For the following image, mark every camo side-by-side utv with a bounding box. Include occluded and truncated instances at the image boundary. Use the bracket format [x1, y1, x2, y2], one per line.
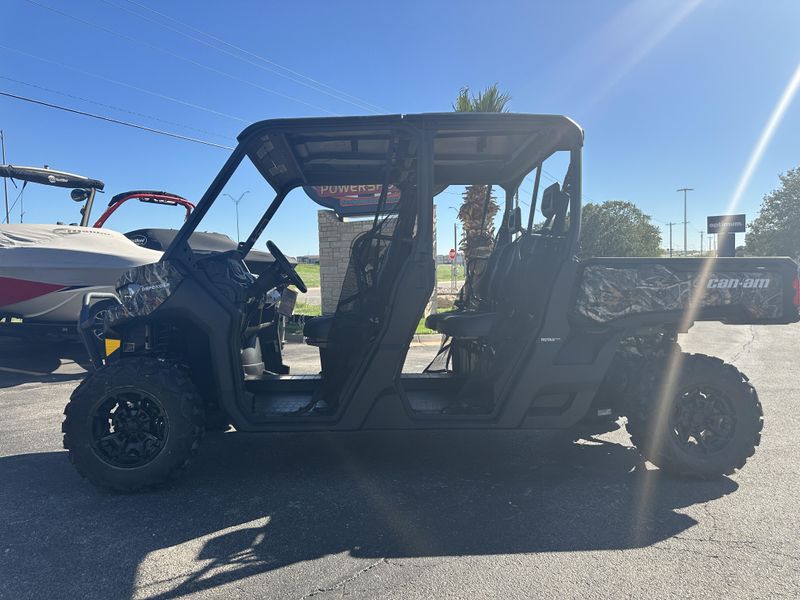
[65, 113, 800, 491]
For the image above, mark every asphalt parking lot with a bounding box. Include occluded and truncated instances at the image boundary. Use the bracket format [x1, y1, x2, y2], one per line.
[1, 323, 798, 599]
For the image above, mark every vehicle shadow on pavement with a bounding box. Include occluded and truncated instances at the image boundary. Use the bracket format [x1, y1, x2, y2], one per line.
[0, 340, 90, 388]
[0, 431, 738, 600]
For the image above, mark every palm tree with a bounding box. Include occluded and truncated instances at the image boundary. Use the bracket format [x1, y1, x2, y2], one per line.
[450, 84, 511, 310]
[453, 84, 511, 263]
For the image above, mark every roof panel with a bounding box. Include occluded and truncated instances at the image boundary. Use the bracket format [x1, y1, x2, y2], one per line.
[237, 113, 582, 191]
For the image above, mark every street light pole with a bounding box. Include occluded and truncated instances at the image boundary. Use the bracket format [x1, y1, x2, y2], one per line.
[222, 190, 250, 242]
[677, 187, 693, 256]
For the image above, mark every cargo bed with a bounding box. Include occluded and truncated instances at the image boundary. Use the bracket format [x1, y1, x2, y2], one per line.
[574, 257, 800, 327]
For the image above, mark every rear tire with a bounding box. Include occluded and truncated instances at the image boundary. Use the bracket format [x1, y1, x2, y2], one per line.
[625, 353, 762, 478]
[63, 357, 204, 492]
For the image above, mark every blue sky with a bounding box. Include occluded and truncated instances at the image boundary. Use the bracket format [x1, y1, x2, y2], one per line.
[1, 0, 799, 256]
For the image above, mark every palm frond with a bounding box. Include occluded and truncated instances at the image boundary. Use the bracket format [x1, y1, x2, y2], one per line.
[452, 83, 511, 113]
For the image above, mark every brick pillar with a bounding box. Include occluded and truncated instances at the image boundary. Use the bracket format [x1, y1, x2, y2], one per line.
[317, 209, 437, 316]
[318, 211, 376, 314]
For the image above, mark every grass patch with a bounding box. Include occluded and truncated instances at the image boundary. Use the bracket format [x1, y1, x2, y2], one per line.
[436, 263, 464, 281]
[293, 301, 322, 317]
[415, 316, 435, 335]
[294, 263, 461, 287]
[294, 264, 320, 288]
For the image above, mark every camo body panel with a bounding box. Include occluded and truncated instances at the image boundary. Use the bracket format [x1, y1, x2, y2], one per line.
[575, 264, 784, 323]
[107, 260, 183, 326]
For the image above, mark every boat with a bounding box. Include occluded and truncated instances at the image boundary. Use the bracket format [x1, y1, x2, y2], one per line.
[0, 166, 162, 336]
[0, 165, 282, 340]
[104, 190, 280, 275]
[0, 223, 162, 324]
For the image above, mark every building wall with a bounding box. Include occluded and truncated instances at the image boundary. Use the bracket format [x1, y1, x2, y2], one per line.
[317, 208, 437, 315]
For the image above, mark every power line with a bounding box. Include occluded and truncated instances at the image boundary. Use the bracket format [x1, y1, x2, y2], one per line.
[0, 90, 234, 150]
[25, 0, 338, 115]
[0, 44, 251, 124]
[105, 0, 387, 114]
[0, 75, 232, 140]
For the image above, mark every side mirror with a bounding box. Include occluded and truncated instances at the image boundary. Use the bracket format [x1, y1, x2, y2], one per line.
[71, 188, 89, 202]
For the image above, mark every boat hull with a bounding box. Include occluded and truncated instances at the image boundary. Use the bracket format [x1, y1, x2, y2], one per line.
[0, 224, 162, 324]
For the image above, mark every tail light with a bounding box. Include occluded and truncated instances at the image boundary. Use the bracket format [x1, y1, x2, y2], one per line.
[794, 276, 800, 307]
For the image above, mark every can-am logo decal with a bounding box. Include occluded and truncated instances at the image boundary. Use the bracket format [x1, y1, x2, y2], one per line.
[139, 282, 169, 292]
[707, 278, 770, 289]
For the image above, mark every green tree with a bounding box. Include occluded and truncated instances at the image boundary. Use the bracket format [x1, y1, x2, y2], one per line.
[746, 167, 800, 258]
[453, 84, 511, 261]
[578, 200, 662, 258]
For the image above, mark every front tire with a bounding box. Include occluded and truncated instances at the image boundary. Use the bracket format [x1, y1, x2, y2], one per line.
[626, 353, 762, 478]
[63, 357, 204, 492]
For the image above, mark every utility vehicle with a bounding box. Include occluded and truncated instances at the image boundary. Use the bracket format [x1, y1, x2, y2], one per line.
[64, 113, 800, 491]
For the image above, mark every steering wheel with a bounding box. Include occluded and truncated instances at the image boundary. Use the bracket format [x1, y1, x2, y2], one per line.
[266, 240, 307, 293]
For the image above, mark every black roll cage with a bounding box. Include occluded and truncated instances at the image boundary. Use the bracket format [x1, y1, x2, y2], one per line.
[163, 114, 583, 270]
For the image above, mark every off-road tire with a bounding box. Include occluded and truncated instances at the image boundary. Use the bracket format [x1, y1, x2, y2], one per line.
[625, 353, 762, 478]
[63, 357, 204, 492]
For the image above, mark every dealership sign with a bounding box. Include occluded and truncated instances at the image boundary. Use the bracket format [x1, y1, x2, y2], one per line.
[707, 214, 746, 234]
[304, 184, 401, 217]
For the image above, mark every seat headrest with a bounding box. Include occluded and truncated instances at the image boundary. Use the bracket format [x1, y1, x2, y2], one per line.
[540, 182, 569, 221]
[540, 182, 560, 219]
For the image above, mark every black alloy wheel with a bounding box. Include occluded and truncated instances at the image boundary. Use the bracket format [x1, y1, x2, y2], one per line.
[92, 390, 169, 468]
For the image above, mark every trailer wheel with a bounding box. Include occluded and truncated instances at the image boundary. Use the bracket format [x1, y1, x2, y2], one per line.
[86, 298, 116, 356]
[625, 353, 762, 478]
[63, 357, 204, 492]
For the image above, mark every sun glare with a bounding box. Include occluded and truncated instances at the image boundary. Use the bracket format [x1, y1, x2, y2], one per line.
[631, 59, 800, 545]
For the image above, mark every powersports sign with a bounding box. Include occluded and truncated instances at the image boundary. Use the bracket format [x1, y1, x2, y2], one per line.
[304, 185, 401, 217]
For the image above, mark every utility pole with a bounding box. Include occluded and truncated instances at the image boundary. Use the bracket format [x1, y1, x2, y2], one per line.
[700, 231, 704, 256]
[667, 222, 677, 258]
[222, 190, 250, 242]
[677, 187, 693, 256]
[0, 130, 8, 224]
